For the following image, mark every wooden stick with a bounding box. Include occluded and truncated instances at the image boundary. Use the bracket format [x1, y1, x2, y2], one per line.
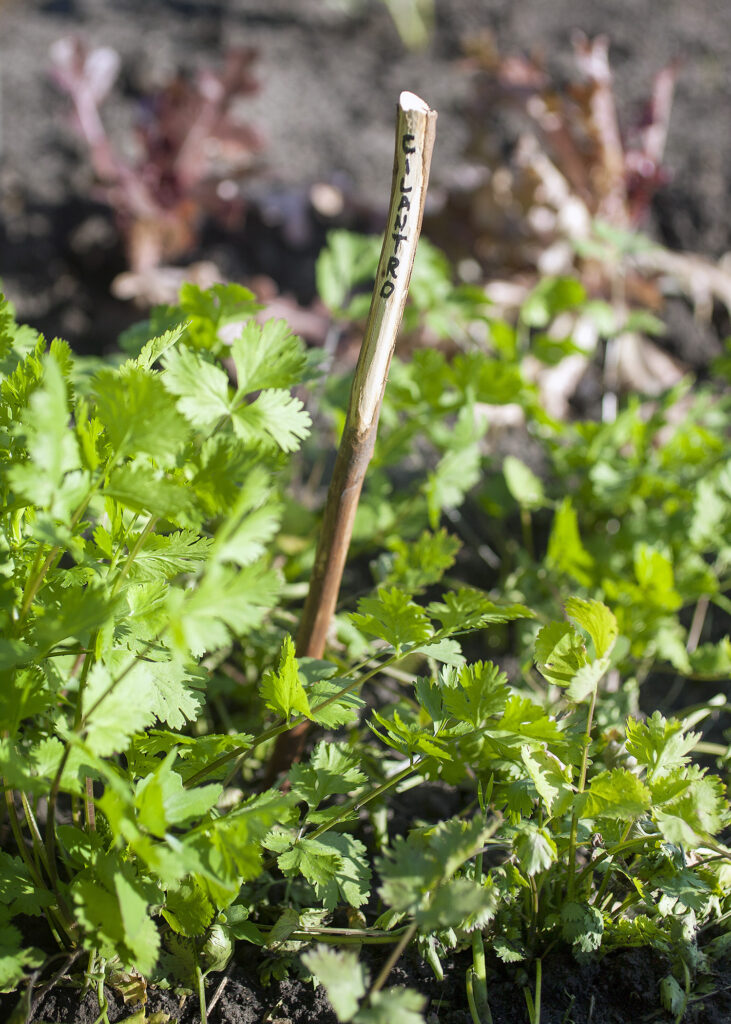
[298, 91, 437, 658]
[266, 92, 437, 778]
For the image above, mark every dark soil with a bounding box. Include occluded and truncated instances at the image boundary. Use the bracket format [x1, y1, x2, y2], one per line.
[1, 0, 730, 356]
[4, 943, 731, 1024]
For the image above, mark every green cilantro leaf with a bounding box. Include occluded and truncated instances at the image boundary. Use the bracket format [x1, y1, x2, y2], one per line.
[82, 662, 157, 756]
[652, 766, 728, 846]
[625, 712, 698, 780]
[546, 497, 594, 586]
[534, 621, 588, 688]
[135, 756, 220, 837]
[633, 543, 682, 612]
[126, 530, 212, 583]
[178, 282, 259, 350]
[428, 589, 534, 634]
[231, 388, 311, 453]
[277, 836, 341, 893]
[356, 988, 426, 1024]
[189, 791, 291, 903]
[93, 364, 189, 461]
[278, 832, 371, 910]
[565, 598, 618, 659]
[441, 661, 510, 727]
[302, 945, 366, 1022]
[0, 852, 53, 917]
[350, 587, 432, 652]
[162, 877, 215, 938]
[520, 745, 573, 817]
[0, 911, 44, 992]
[231, 319, 308, 392]
[384, 528, 461, 592]
[583, 768, 652, 821]
[167, 561, 280, 657]
[260, 634, 312, 723]
[503, 455, 546, 510]
[162, 345, 231, 427]
[415, 876, 498, 931]
[513, 823, 557, 876]
[8, 353, 85, 516]
[289, 742, 367, 808]
[104, 464, 199, 526]
[72, 859, 160, 974]
[561, 901, 604, 953]
[424, 440, 481, 529]
[209, 465, 281, 567]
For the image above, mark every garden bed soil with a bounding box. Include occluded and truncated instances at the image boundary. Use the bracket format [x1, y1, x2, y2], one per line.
[6, 944, 731, 1024]
[1, 0, 730, 360]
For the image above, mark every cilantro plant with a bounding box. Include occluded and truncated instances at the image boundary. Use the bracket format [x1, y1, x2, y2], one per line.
[0, 284, 319, 1004]
[0, 286, 535, 1020]
[1, 269, 729, 1024]
[316, 230, 731, 707]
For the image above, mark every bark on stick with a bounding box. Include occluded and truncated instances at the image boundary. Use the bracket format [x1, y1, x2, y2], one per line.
[298, 91, 437, 658]
[267, 92, 437, 778]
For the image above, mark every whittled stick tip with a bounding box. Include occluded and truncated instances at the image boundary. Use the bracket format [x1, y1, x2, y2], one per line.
[398, 90, 431, 113]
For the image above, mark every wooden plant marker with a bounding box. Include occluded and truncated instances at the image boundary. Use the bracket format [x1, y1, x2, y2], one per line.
[267, 91, 437, 778]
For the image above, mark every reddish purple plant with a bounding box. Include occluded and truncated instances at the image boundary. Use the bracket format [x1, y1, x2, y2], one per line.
[467, 31, 678, 230]
[49, 37, 264, 272]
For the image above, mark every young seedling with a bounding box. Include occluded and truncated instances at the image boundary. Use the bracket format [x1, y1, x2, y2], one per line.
[266, 91, 437, 778]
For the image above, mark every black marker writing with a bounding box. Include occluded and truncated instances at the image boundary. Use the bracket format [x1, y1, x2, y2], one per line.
[380, 131, 418, 299]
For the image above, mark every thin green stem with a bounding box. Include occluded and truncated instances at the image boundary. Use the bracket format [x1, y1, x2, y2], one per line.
[468, 814, 492, 1024]
[523, 960, 542, 1024]
[592, 821, 634, 907]
[16, 481, 101, 631]
[694, 741, 729, 757]
[196, 962, 208, 1024]
[4, 786, 74, 948]
[106, 511, 143, 576]
[20, 792, 53, 883]
[44, 746, 72, 890]
[567, 686, 598, 902]
[520, 508, 534, 560]
[84, 776, 96, 832]
[307, 760, 424, 843]
[367, 921, 418, 1000]
[469, 931, 492, 1024]
[184, 651, 405, 789]
[529, 876, 539, 939]
[466, 969, 486, 1024]
[110, 516, 159, 597]
[4, 786, 44, 889]
[260, 925, 409, 945]
[72, 647, 96, 831]
[93, 960, 110, 1024]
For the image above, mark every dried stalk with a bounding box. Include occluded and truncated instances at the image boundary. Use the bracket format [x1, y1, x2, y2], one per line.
[266, 92, 437, 779]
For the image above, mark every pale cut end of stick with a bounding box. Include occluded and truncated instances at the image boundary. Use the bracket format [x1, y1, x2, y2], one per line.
[353, 89, 436, 434]
[399, 90, 432, 113]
